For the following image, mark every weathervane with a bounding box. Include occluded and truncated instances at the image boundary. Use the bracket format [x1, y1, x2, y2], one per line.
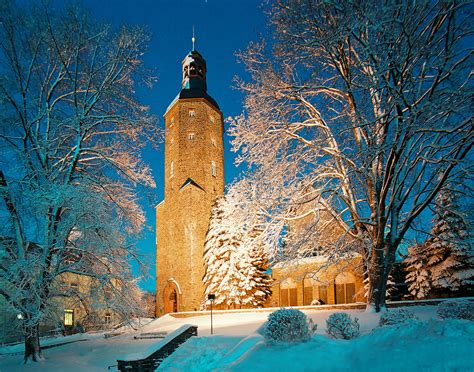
[192, 26, 196, 51]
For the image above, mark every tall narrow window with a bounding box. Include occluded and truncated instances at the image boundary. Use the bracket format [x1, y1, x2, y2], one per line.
[211, 138, 216, 146]
[211, 161, 216, 177]
[170, 161, 174, 178]
[64, 309, 74, 326]
[188, 133, 195, 141]
[170, 117, 175, 126]
[188, 109, 195, 118]
[209, 115, 215, 124]
[170, 137, 175, 146]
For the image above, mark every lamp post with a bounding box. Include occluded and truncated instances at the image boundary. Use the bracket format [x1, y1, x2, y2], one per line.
[208, 294, 215, 335]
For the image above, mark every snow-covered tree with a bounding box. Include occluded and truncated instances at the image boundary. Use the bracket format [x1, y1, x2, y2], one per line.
[230, 0, 473, 311]
[405, 243, 432, 299]
[427, 189, 473, 293]
[202, 183, 272, 309]
[406, 188, 473, 298]
[0, 1, 158, 362]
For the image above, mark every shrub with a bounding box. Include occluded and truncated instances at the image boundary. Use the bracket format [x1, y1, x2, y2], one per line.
[379, 308, 417, 327]
[264, 308, 317, 344]
[326, 312, 360, 339]
[437, 300, 474, 321]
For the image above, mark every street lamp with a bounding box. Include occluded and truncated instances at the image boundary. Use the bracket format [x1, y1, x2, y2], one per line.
[208, 294, 215, 335]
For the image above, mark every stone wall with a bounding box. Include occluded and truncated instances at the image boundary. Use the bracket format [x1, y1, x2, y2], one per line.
[155, 98, 224, 315]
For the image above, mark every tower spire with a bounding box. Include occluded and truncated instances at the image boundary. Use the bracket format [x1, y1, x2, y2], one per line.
[192, 26, 196, 51]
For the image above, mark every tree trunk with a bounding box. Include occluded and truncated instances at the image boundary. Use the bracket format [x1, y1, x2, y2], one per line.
[24, 323, 41, 363]
[367, 243, 388, 312]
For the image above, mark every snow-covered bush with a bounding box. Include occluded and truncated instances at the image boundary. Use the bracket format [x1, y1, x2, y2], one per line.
[437, 300, 474, 321]
[326, 313, 360, 339]
[264, 308, 316, 344]
[379, 308, 417, 327]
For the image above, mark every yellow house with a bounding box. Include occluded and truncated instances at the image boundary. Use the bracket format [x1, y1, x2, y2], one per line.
[269, 256, 365, 307]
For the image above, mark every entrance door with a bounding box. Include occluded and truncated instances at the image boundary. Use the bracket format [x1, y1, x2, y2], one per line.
[163, 281, 180, 313]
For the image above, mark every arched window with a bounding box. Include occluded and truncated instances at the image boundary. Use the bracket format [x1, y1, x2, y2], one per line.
[280, 278, 297, 307]
[211, 161, 216, 177]
[189, 63, 196, 76]
[335, 272, 356, 304]
[170, 161, 174, 178]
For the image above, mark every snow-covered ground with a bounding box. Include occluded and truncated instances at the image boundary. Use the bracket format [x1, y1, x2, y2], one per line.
[0, 306, 472, 371]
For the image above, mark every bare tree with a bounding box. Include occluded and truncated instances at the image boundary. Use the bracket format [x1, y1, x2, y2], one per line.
[0, 1, 159, 361]
[230, 0, 473, 311]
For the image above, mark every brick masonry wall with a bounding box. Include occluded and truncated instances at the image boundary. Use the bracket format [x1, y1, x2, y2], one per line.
[156, 98, 224, 315]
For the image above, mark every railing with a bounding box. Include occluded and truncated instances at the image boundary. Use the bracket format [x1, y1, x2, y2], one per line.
[114, 324, 198, 372]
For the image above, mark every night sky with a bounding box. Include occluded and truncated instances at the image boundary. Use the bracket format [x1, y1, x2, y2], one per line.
[78, 0, 267, 292]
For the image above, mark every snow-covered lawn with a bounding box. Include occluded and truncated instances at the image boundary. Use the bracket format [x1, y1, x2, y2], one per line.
[0, 306, 472, 371]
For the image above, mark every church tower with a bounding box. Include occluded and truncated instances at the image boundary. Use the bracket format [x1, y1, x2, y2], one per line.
[155, 41, 224, 315]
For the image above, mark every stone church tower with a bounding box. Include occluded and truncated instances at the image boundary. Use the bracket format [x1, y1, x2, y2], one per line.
[155, 44, 224, 315]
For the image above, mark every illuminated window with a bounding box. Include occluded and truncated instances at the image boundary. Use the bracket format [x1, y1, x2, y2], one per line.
[170, 117, 175, 126]
[335, 273, 356, 304]
[211, 138, 216, 146]
[210, 115, 215, 124]
[188, 133, 195, 141]
[170, 161, 174, 178]
[211, 161, 216, 177]
[188, 109, 196, 118]
[170, 137, 174, 146]
[64, 309, 74, 326]
[280, 278, 297, 307]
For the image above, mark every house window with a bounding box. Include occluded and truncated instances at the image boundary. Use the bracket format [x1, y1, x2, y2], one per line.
[211, 138, 216, 146]
[105, 313, 111, 325]
[64, 309, 74, 326]
[211, 161, 216, 177]
[188, 109, 195, 118]
[303, 278, 313, 306]
[335, 272, 356, 304]
[280, 278, 297, 307]
[70, 282, 78, 291]
[170, 161, 174, 178]
[209, 115, 215, 124]
[188, 133, 195, 141]
[317, 285, 328, 304]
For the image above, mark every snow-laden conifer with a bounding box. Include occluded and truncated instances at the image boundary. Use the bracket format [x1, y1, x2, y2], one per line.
[202, 182, 272, 309]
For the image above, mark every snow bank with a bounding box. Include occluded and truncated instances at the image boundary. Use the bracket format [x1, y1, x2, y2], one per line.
[216, 334, 265, 368]
[233, 318, 474, 371]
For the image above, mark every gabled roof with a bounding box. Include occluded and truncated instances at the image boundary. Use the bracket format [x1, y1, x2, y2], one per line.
[180, 178, 205, 192]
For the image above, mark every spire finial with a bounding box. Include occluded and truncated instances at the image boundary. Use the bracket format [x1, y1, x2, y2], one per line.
[192, 26, 196, 51]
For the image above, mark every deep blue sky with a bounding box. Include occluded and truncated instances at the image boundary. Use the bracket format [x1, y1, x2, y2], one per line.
[80, 0, 268, 292]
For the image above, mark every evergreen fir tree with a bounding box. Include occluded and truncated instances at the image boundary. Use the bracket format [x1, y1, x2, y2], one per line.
[202, 197, 272, 308]
[405, 243, 432, 299]
[426, 189, 473, 294]
[405, 188, 473, 298]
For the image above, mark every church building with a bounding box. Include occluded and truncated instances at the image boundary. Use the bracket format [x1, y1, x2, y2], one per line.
[155, 41, 224, 315]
